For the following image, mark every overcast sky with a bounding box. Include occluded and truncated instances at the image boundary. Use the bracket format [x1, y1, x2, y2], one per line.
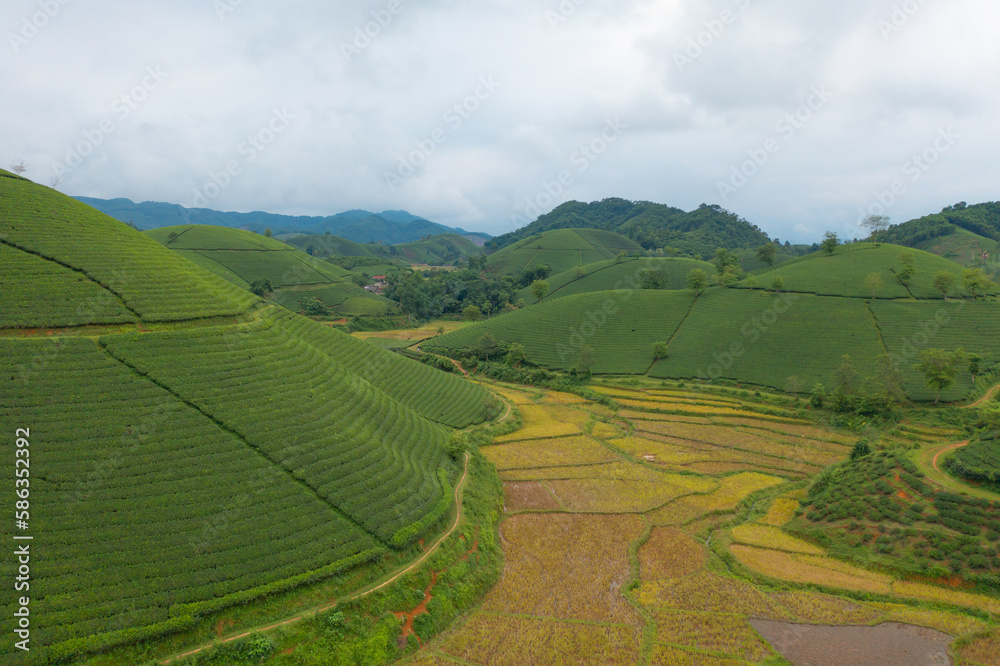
[3, 0, 998, 242]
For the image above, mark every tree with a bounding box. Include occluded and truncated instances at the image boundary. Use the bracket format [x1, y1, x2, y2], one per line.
[351, 273, 371, 288]
[436, 326, 445, 336]
[639, 267, 671, 289]
[505, 342, 526, 366]
[264, 227, 273, 238]
[250, 278, 272, 297]
[785, 375, 802, 399]
[850, 439, 871, 460]
[529, 280, 550, 301]
[686, 269, 709, 295]
[301, 298, 329, 317]
[914, 348, 964, 404]
[820, 231, 840, 256]
[476, 333, 499, 360]
[967, 351, 983, 384]
[874, 353, 906, 405]
[9, 160, 27, 175]
[896, 252, 916, 286]
[166, 231, 179, 244]
[462, 305, 482, 322]
[833, 355, 860, 401]
[860, 214, 890, 245]
[719, 265, 744, 287]
[963, 267, 993, 301]
[714, 248, 741, 275]
[865, 272, 883, 299]
[770, 276, 785, 293]
[574, 265, 585, 279]
[933, 271, 957, 299]
[756, 243, 778, 267]
[652, 341, 670, 360]
[615, 252, 628, 263]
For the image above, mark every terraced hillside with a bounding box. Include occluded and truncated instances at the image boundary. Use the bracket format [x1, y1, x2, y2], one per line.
[737, 243, 991, 300]
[516, 256, 716, 305]
[428, 285, 1000, 402]
[146, 225, 396, 318]
[0, 171, 493, 663]
[484, 228, 642, 277]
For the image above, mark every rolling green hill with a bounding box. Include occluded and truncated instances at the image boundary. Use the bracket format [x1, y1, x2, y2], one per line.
[489, 198, 773, 259]
[516, 256, 716, 304]
[428, 285, 999, 402]
[737, 243, 990, 300]
[484, 227, 642, 277]
[288, 232, 483, 266]
[146, 225, 396, 318]
[1, 170, 494, 662]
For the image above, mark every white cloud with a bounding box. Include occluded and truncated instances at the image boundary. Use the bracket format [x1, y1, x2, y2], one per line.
[2, 0, 999, 242]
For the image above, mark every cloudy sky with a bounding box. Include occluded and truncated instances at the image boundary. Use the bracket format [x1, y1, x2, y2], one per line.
[3, 0, 999, 242]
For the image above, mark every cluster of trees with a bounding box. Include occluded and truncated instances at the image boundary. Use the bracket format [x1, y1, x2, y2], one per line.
[381, 269, 523, 320]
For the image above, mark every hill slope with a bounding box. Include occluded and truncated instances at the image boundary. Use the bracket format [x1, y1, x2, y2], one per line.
[485, 227, 642, 277]
[737, 244, 986, 300]
[288, 232, 483, 265]
[879, 202, 1000, 273]
[428, 286, 999, 402]
[2, 170, 493, 662]
[516, 256, 717, 304]
[489, 198, 772, 259]
[146, 225, 396, 318]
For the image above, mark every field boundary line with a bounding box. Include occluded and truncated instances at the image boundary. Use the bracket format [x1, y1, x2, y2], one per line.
[161, 452, 471, 664]
[864, 300, 891, 357]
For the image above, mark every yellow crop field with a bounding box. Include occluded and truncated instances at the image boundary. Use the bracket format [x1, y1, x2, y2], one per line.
[957, 631, 1000, 665]
[640, 527, 705, 579]
[618, 399, 760, 418]
[611, 436, 721, 465]
[730, 525, 824, 555]
[485, 435, 617, 470]
[542, 389, 588, 404]
[684, 473, 784, 512]
[496, 403, 589, 441]
[590, 421, 621, 439]
[637, 572, 788, 619]
[500, 460, 662, 483]
[872, 603, 992, 637]
[649, 644, 746, 666]
[486, 385, 537, 405]
[769, 591, 881, 625]
[729, 545, 893, 595]
[685, 462, 763, 476]
[651, 610, 774, 662]
[481, 514, 644, 624]
[620, 410, 713, 424]
[892, 581, 1000, 615]
[647, 499, 711, 527]
[760, 498, 800, 526]
[433, 613, 642, 666]
[547, 477, 695, 513]
[503, 481, 562, 512]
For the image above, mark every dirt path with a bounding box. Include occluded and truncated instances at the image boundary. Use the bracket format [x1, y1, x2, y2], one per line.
[963, 382, 1000, 409]
[932, 441, 968, 476]
[161, 452, 471, 664]
[917, 440, 1000, 502]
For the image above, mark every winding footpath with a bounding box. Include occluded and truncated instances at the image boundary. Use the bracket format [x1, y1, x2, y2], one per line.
[161, 451, 472, 664]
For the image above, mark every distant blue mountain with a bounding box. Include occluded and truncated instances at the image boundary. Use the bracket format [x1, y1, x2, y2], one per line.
[74, 197, 491, 245]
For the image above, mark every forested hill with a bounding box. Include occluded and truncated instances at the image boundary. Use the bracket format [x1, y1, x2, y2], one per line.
[486, 198, 773, 259]
[879, 201, 1000, 246]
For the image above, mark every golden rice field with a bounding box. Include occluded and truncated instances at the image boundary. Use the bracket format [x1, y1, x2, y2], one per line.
[411, 381, 998, 664]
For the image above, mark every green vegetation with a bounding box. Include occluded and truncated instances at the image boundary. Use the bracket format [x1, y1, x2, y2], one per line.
[947, 440, 1000, 487]
[484, 227, 642, 276]
[489, 198, 774, 259]
[515, 256, 716, 305]
[288, 232, 482, 266]
[146, 225, 395, 319]
[735, 244, 979, 299]
[794, 448, 1000, 589]
[1, 174, 494, 663]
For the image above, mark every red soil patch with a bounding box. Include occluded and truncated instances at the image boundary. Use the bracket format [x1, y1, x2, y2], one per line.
[417, 538, 425, 550]
[461, 538, 480, 562]
[394, 572, 438, 647]
[214, 619, 235, 638]
[896, 490, 911, 500]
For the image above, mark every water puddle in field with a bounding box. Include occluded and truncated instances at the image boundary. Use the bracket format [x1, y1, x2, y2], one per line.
[749, 620, 953, 666]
